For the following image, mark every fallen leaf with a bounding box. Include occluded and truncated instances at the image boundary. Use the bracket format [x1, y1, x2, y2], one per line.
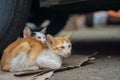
[33, 71, 54, 80]
[14, 69, 45, 76]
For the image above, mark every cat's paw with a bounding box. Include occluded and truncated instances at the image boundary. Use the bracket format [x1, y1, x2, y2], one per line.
[48, 61, 61, 69]
[28, 65, 39, 70]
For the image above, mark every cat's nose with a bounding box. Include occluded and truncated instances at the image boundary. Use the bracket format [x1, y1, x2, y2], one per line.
[64, 52, 71, 57]
[68, 52, 71, 56]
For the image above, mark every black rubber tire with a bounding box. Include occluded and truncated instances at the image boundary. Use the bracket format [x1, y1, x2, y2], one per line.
[0, 0, 31, 58]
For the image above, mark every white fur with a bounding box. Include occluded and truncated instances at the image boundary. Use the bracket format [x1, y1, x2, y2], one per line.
[36, 49, 62, 69]
[10, 52, 39, 72]
[56, 41, 72, 58]
[33, 32, 47, 43]
[63, 41, 72, 56]
[10, 49, 62, 72]
[10, 52, 28, 71]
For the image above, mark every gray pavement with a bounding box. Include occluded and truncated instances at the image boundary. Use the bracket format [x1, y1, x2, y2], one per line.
[49, 54, 120, 80]
[1, 53, 120, 80]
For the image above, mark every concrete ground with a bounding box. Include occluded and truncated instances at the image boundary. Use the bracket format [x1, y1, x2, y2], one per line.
[49, 53, 120, 80]
[1, 51, 120, 80]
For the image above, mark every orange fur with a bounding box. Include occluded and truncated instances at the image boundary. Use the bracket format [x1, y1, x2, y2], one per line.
[1, 37, 47, 71]
[49, 33, 72, 50]
[1, 33, 72, 72]
[47, 33, 72, 57]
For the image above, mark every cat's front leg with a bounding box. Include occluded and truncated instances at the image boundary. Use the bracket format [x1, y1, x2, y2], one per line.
[47, 60, 61, 69]
[27, 65, 39, 70]
[36, 58, 61, 69]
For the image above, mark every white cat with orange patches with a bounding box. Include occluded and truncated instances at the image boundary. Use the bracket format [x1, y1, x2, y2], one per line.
[1, 33, 72, 72]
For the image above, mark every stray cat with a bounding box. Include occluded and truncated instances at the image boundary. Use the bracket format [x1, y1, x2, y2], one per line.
[1, 33, 72, 72]
[23, 26, 47, 43]
[22, 20, 50, 43]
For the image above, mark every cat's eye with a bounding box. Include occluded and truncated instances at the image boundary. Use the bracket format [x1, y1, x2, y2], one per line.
[37, 37, 41, 39]
[68, 45, 72, 48]
[61, 46, 65, 49]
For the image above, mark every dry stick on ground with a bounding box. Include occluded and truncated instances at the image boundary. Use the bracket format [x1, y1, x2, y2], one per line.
[14, 65, 80, 77]
[34, 65, 80, 77]
[32, 71, 54, 80]
[14, 69, 52, 76]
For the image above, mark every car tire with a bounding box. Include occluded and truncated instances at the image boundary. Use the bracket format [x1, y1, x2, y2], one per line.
[0, 0, 31, 58]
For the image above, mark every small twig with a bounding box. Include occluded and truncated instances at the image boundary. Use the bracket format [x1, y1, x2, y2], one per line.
[34, 65, 80, 77]
[14, 70, 43, 76]
[88, 51, 98, 58]
[32, 71, 54, 80]
[80, 52, 97, 66]
[54, 65, 80, 73]
[14, 69, 51, 76]
[33, 69, 53, 77]
[15, 64, 81, 77]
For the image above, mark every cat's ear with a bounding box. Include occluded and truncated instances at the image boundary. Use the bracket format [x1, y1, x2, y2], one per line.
[23, 27, 32, 38]
[40, 20, 50, 33]
[40, 20, 50, 28]
[40, 27, 47, 34]
[64, 32, 73, 41]
[47, 34, 56, 45]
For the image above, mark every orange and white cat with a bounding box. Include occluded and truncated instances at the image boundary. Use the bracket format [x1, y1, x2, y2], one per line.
[1, 33, 72, 72]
